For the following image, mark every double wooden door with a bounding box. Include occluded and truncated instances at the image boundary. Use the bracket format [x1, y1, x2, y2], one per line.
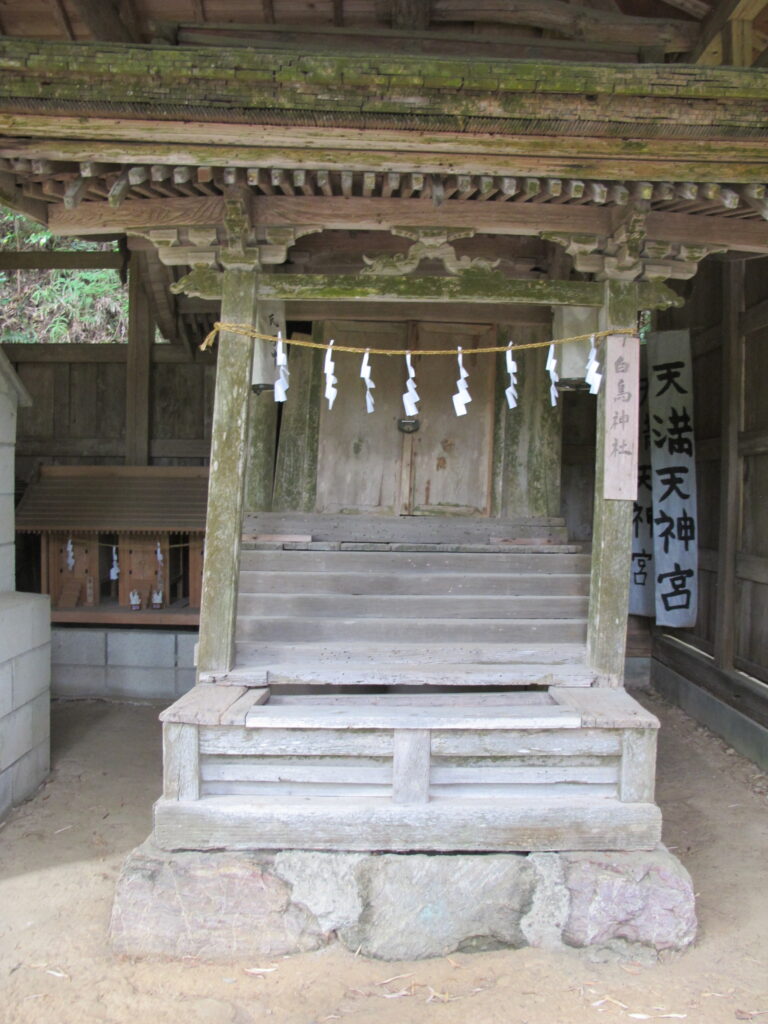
[315, 320, 495, 516]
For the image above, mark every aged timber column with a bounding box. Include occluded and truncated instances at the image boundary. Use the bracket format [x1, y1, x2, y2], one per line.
[588, 280, 640, 682]
[197, 267, 257, 674]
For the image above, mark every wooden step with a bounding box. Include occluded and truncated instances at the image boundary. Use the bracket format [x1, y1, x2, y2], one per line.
[238, 570, 590, 597]
[235, 616, 589, 644]
[243, 702, 581, 730]
[239, 550, 591, 573]
[236, 593, 589, 619]
[154, 796, 662, 853]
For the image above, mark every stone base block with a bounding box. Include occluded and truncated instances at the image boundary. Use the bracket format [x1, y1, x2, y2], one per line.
[110, 840, 696, 961]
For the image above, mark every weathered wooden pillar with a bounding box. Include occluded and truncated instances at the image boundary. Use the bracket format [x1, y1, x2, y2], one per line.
[492, 323, 562, 518]
[587, 280, 639, 682]
[197, 268, 257, 675]
[125, 251, 153, 465]
[243, 299, 282, 513]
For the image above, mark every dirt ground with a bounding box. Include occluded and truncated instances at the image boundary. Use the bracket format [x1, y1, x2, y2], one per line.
[0, 690, 766, 1024]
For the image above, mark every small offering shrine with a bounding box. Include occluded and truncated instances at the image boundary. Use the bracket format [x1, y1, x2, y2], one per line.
[15, 465, 208, 626]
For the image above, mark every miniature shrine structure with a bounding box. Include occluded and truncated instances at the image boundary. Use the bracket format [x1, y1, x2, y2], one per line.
[0, 1, 767, 877]
[15, 465, 207, 626]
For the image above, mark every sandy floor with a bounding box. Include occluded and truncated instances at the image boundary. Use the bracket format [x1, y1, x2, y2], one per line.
[0, 691, 766, 1024]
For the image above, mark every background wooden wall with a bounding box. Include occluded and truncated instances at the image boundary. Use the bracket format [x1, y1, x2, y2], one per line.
[3, 343, 216, 482]
[655, 255, 768, 735]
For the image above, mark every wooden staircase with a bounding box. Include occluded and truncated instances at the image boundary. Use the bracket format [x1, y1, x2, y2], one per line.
[205, 543, 598, 688]
[154, 520, 662, 854]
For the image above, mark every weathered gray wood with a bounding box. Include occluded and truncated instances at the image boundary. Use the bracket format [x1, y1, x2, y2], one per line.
[199, 725, 622, 758]
[268, 692, 555, 706]
[619, 729, 657, 803]
[236, 615, 587, 645]
[493, 323, 561, 518]
[430, 764, 617, 785]
[160, 684, 249, 725]
[239, 548, 590, 573]
[218, 688, 270, 726]
[552, 687, 659, 729]
[163, 723, 199, 801]
[261, 662, 595, 688]
[244, 703, 580, 730]
[272, 332, 322, 512]
[240, 569, 589, 596]
[392, 730, 431, 804]
[237, 593, 589, 619]
[196, 268, 257, 676]
[715, 259, 744, 670]
[153, 796, 662, 852]
[125, 252, 153, 465]
[201, 758, 391, 784]
[587, 284, 640, 682]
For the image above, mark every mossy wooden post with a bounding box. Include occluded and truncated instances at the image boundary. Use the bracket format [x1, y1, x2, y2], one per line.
[587, 281, 639, 684]
[243, 298, 281, 513]
[492, 323, 561, 518]
[197, 269, 256, 676]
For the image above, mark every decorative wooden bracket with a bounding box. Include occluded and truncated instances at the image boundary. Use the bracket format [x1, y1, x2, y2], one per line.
[362, 227, 499, 276]
[141, 222, 321, 270]
[543, 203, 725, 283]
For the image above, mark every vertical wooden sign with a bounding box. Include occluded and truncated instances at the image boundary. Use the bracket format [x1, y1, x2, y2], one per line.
[647, 330, 698, 628]
[603, 334, 640, 501]
[629, 348, 655, 616]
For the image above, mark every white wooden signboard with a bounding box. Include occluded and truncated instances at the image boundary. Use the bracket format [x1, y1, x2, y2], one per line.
[603, 334, 640, 501]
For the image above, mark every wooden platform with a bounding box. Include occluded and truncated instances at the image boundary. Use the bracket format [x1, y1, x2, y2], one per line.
[154, 684, 661, 853]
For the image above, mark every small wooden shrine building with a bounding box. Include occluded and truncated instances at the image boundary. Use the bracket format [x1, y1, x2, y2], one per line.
[0, 1, 767, 858]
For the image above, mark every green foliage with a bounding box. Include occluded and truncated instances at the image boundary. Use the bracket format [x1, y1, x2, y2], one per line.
[0, 210, 128, 344]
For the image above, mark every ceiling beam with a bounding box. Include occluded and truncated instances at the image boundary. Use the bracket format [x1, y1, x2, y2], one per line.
[43, 193, 768, 253]
[68, 0, 140, 42]
[429, 0, 699, 51]
[0, 170, 48, 223]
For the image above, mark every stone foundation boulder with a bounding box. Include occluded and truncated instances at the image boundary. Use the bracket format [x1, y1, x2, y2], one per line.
[110, 841, 696, 961]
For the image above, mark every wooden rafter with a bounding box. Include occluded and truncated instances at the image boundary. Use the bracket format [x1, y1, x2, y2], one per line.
[659, 0, 710, 17]
[50, 0, 76, 40]
[68, 0, 139, 42]
[688, 0, 768, 62]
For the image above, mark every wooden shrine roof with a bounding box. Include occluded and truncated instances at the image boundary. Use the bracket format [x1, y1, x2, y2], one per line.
[15, 465, 209, 533]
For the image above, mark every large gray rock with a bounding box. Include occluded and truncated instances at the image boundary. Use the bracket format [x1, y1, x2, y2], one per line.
[336, 853, 535, 960]
[562, 849, 697, 950]
[110, 841, 327, 959]
[110, 842, 696, 961]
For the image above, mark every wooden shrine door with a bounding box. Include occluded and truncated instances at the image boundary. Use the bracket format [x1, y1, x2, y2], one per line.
[315, 320, 495, 516]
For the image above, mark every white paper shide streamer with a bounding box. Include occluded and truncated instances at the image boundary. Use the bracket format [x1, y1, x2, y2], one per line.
[546, 343, 559, 407]
[505, 342, 518, 410]
[360, 349, 375, 414]
[452, 346, 472, 417]
[402, 351, 420, 417]
[585, 334, 602, 394]
[66, 536, 75, 571]
[324, 339, 338, 410]
[109, 545, 120, 581]
[274, 331, 290, 403]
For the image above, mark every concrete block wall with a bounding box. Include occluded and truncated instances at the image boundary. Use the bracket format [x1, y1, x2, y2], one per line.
[51, 629, 197, 701]
[0, 593, 50, 820]
[0, 380, 17, 590]
[0, 354, 50, 822]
